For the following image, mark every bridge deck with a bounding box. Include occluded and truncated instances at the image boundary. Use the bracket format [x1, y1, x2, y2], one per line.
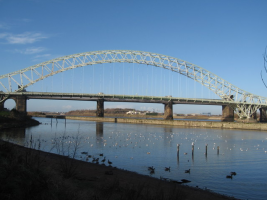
[3, 92, 262, 106]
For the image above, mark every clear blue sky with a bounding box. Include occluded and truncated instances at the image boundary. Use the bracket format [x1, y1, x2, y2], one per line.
[1, 0, 267, 114]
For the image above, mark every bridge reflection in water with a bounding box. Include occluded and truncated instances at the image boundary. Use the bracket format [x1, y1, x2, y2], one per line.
[0, 117, 266, 200]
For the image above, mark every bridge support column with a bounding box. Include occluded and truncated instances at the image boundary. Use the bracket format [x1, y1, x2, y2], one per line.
[96, 99, 104, 117]
[164, 101, 173, 120]
[14, 96, 27, 114]
[221, 105, 234, 122]
[260, 108, 267, 122]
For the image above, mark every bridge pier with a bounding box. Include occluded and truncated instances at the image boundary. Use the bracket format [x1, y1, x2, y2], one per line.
[13, 96, 27, 114]
[96, 99, 104, 117]
[260, 108, 267, 122]
[164, 101, 173, 120]
[221, 105, 234, 122]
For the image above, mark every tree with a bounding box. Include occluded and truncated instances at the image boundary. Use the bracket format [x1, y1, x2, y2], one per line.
[261, 46, 267, 88]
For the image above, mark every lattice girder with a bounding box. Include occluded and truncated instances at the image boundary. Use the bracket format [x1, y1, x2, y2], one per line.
[1, 50, 267, 119]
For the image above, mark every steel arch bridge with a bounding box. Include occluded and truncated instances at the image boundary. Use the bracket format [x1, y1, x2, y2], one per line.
[0, 50, 266, 119]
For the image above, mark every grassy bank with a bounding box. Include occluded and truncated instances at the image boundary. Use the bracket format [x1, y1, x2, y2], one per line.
[0, 110, 40, 130]
[0, 140, 236, 200]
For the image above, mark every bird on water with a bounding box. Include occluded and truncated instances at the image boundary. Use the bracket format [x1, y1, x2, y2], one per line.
[226, 174, 233, 179]
[185, 169, 190, 173]
[165, 167, 171, 172]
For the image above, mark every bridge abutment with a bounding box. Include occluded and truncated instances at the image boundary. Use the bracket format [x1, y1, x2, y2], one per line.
[96, 99, 104, 117]
[221, 105, 234, 122]
[260, 108, 267, 122]
[164, 101, 173, 120]
[0, 101, 4, 111]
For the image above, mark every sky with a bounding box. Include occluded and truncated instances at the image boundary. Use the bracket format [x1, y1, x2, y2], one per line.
[0, 0, 267, 115]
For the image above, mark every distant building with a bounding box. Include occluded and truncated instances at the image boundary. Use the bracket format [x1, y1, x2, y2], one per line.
[202, 112, 211, 116]
[126, 110, 140, 115]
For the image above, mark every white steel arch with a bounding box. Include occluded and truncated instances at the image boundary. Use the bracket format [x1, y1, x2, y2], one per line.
[0, 50, 266, 118]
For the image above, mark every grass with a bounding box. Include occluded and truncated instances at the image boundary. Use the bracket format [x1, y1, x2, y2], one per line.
[0, 139, 189, 200]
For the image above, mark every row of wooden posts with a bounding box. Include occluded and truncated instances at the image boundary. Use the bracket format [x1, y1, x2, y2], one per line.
[177, 143, 220, 156]
[50, 117, 66, 125]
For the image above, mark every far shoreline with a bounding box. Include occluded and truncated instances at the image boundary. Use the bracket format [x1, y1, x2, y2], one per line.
[30, 114, 267, 131]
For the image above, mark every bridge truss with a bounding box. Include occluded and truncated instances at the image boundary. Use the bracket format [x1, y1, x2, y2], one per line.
[1, 50, 266, 119]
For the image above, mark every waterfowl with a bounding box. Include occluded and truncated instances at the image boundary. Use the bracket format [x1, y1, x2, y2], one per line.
[165, 167, 171, 172]
[99, 153, 104, 156]
[185, 169, 190, 173]
[226, 174, 233, 179]
[101, 157, 106, 163]
[148, 166, 155, 171]
[231, 172, 237, 176]
[108, 160, 112, 165]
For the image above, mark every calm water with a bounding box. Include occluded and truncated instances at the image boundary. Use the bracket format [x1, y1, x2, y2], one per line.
[1, 117, 267, 200]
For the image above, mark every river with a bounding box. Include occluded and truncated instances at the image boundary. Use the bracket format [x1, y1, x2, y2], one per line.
[1, 117, 267, 200]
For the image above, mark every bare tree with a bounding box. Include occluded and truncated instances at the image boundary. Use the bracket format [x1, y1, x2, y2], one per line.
[261, 46, 267, 88]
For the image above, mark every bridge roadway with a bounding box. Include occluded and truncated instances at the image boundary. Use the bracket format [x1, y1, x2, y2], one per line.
[8, 92, 238, 105]
[2, 91, 261, 122]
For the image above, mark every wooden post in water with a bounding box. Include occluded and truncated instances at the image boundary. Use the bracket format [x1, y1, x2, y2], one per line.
[192, 142, 194, 156]
[177, 144, 180, 163]
[205, 144, 208, 155]
[217, 146, 219, 155]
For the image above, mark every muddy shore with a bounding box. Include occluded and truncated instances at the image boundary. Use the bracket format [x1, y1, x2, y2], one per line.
[0, 140, 238, 200]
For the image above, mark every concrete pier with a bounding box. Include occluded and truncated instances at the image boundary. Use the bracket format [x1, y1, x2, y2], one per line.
[13, 96, 27, 113]
[96, 99, 104, 117]
[163, 101, 173, 120]
[221, 105, 234, 122]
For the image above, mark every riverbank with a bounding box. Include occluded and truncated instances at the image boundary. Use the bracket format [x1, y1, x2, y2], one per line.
[0, 110, 40, 130]
[0, 140, 237, 200]
[62, 116, 267, 131]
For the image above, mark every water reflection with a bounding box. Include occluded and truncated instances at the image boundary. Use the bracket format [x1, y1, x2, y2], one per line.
[1, 117, 267, 200]
[0, 128, 25, 146]
[96, 122, 103, 148]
